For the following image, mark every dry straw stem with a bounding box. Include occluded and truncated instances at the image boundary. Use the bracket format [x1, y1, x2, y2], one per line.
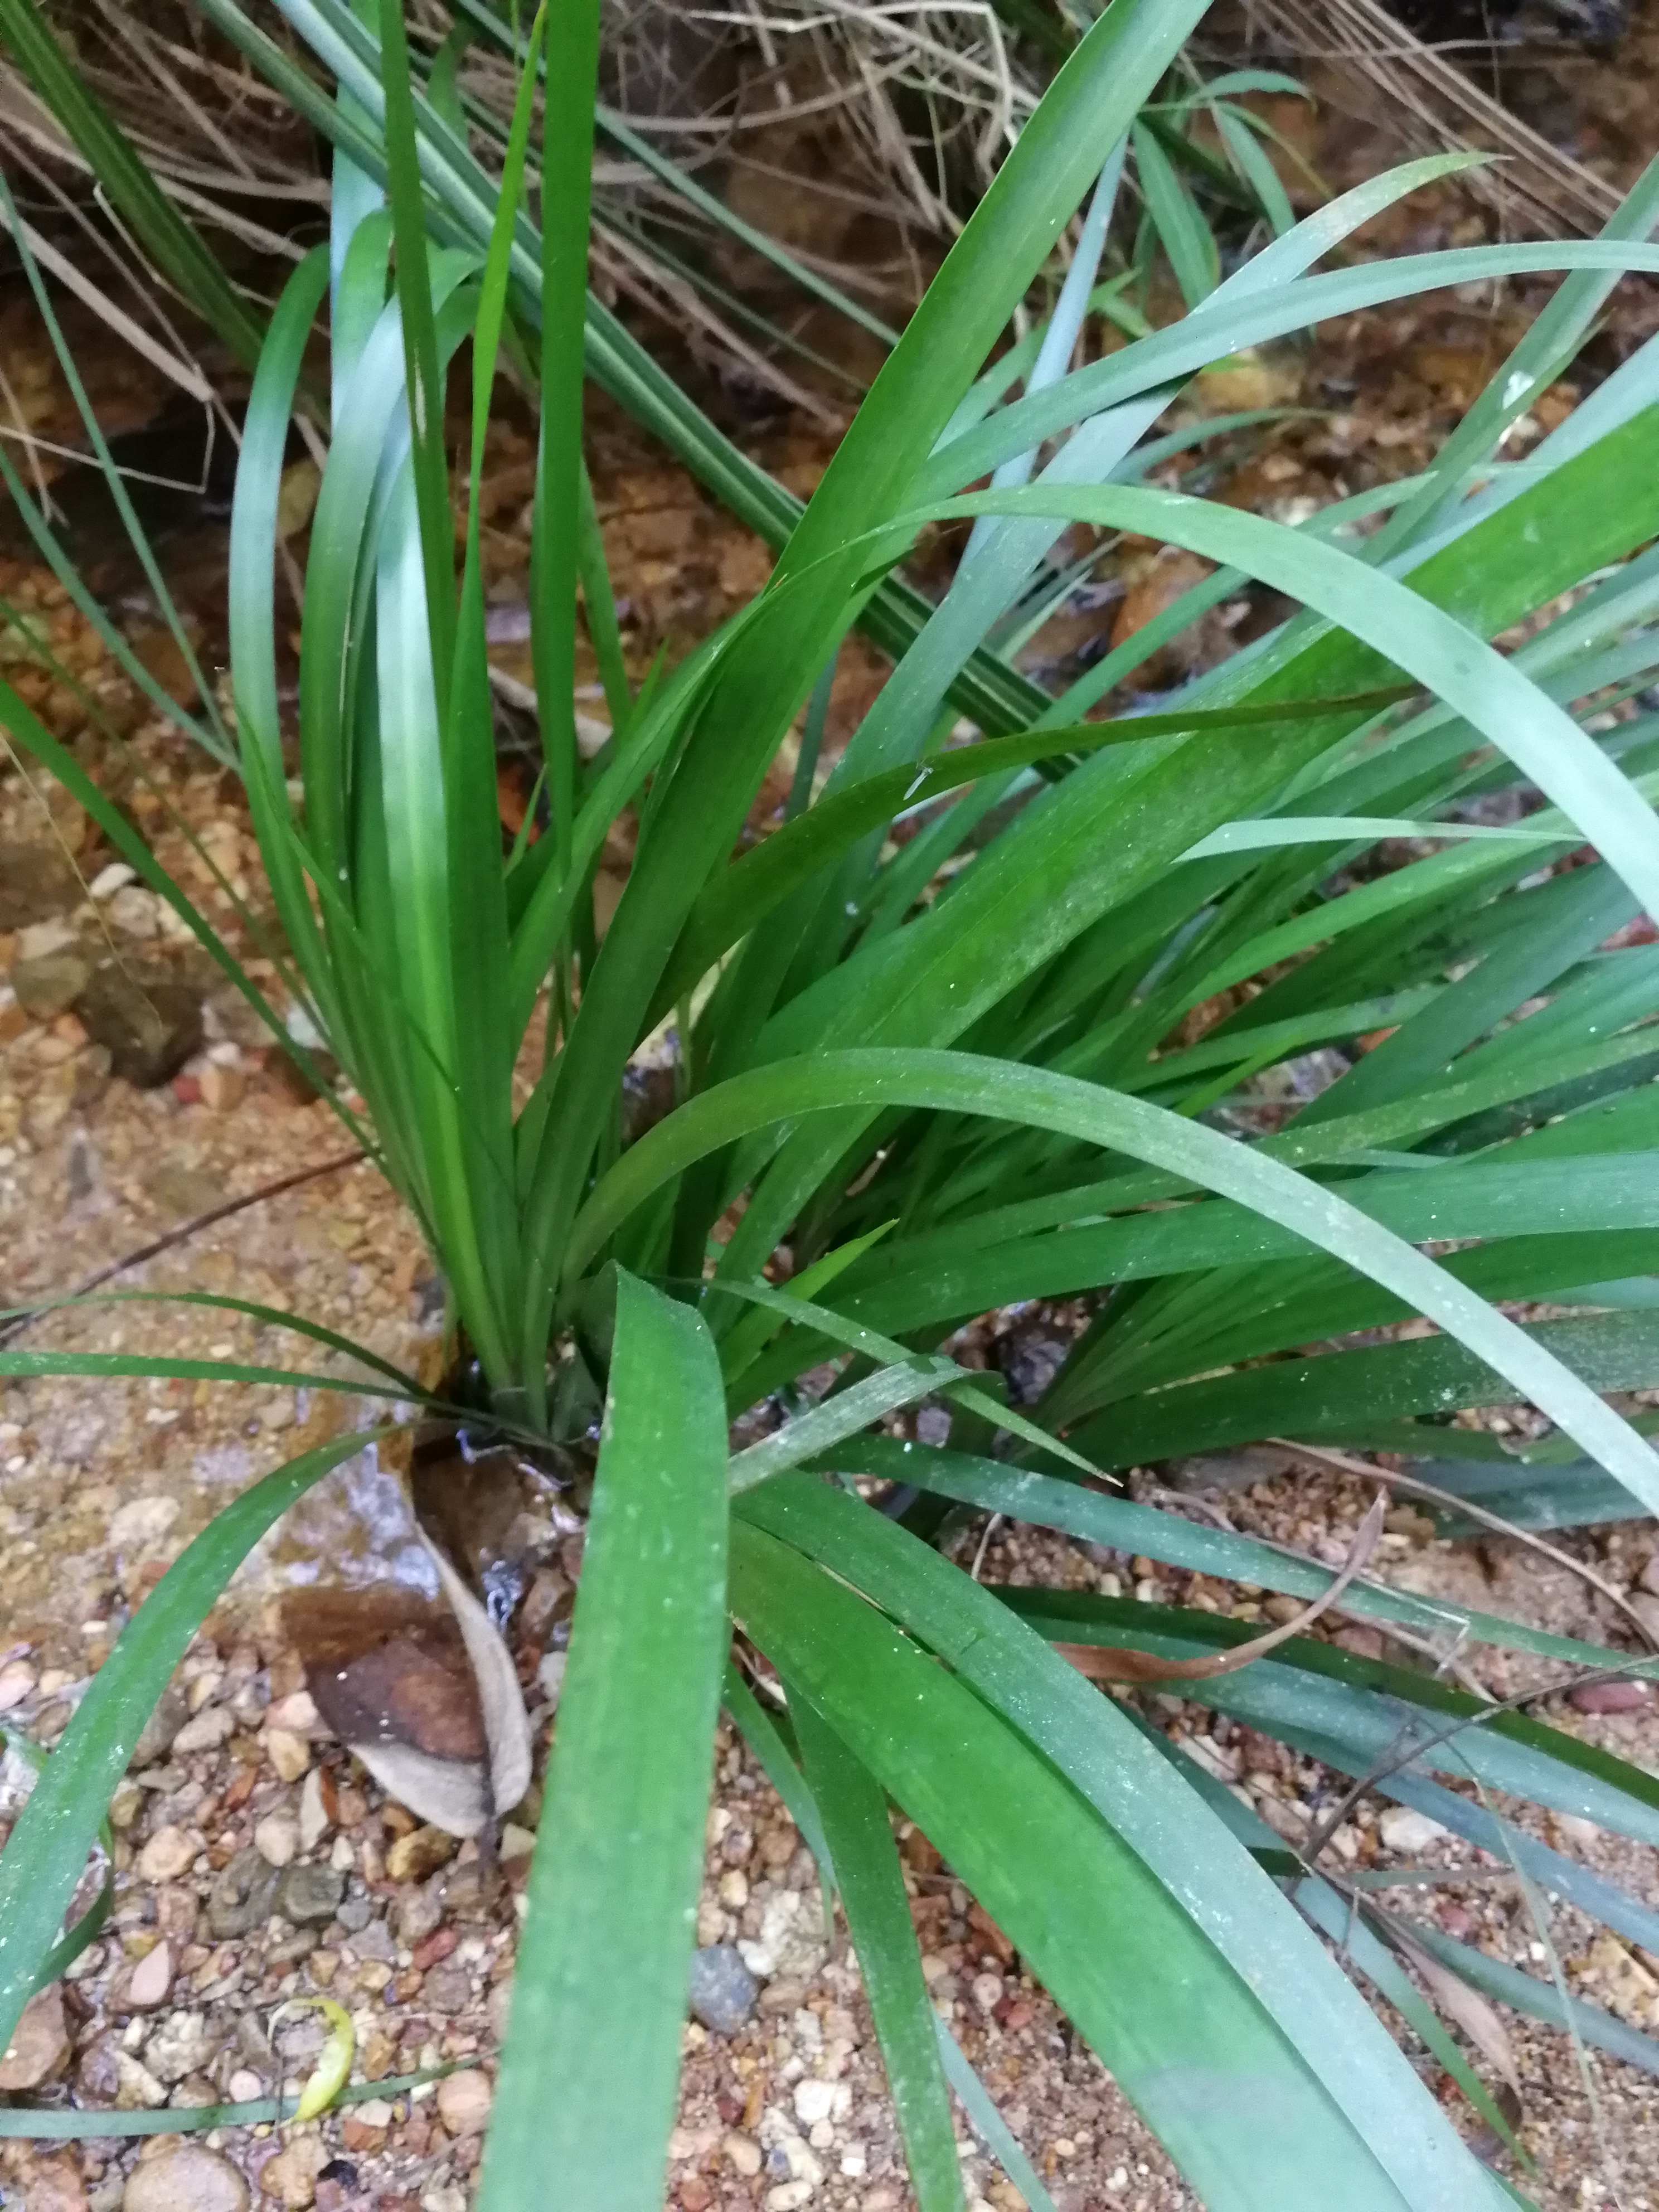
[3, 0, 1634, 424]
[1273, 1436, 1659, 1652]
[1236, 0, 1623, 234]
[0, 0, 1052, 392]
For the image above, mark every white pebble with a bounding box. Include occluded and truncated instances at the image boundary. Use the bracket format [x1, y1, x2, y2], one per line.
[724, 2135, 763, 2179]
[298, 1766, 331, 1849]
[1377, 1808, 1451, 1856]
[107, 886, 162, 938]
[254, 1812, 300, 1867]
[793, 2079, 836, 2127]
[110, 1496, 181, 1549]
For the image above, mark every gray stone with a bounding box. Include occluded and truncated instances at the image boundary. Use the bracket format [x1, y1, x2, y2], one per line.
[78, 964, 202, 1088]
[273, 1862, 345, 1928]
[131, 1685, 188, 1768]
[394, 1883, 444, 1947]
[75, 2028, 123, 2106]
[420, 1962, 472, 2014]
[336, 1893, 371, 1934]
[1165, 1445, 1297, 1497]
[10, 945, 93, 1020]
[1377, 1807, 1451, 1855]
[171, 1706, 234, 1755]
[347, 1917, 396, 1964]
[141, 2010, 215, 2087]
[133, 1765, 186, 1794]
[998, 1332, 1069, 1408]
[112, 1496, 181, 1549]
[687, 1944, 758, 2035]
[265, 1928, 318, 1966]
[144, 1162, 226, 1221]
[206, 1846, 279, 1941]
[0, 842, 77, 931]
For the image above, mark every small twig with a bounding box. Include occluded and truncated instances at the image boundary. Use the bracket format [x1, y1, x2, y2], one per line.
[0, 1149, 367, 1348]
[1340, 1613, 1493, 1702]
[1135, 1482, 1502, 1683]
[1296, 1641, 1659, 1874]
[1472, 1774, 1628, 2212]
[1136, 1480, 1241, 1534]
[1269, 1437, 1659, 1653]
[969, 1511, 1001, 1583]
[1056, 1493, 1388, 1684]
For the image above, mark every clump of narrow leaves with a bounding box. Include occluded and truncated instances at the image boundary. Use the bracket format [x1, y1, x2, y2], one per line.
[7, 1, 1659, 2207]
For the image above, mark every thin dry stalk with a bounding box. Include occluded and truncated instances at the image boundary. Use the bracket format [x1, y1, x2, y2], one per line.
[1235, 0, 1621, 234]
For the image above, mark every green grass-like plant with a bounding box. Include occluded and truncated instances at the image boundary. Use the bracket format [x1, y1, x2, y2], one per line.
[7, 1, 1659, 2205]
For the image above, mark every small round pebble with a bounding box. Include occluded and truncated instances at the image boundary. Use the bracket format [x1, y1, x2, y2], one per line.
[259, 2138, 326, 2210]
[686, 1944, 757, 2035]
[126, 1940, 172, 2010]
[1376, 1807, 1449, 1855]
[265, 1727, 311, 1783]
[138, 1827, 196, 1884]
[273, 1862, 345, 1928]
[254, 1812, 300, 1867]
[207, 1847, 279, 1940]
[724, 2134, 763, 2179]
[1570, 1677, 1650, 1714]
[435, 2069, 493, 2136]
[123, 2143, 248, 2212]
[171, 1706, 235, 1755]
[109, 1497, 181, 1550]
[420, 1962, 472, 2014]
[793, 2078, 835, 2126]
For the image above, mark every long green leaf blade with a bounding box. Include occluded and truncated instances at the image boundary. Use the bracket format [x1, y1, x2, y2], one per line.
[934, 2024, 1064, 2212]
[569, 1048, 1659, 1509]
[479, 1273, 729, 2212]
[730, 1511, 1498, 2209]
[790, 1694, 965, 2211]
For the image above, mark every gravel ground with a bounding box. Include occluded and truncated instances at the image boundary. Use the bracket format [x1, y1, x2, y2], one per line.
[5, 373, 1659, 2208]
[6, 746, 1659, 2212]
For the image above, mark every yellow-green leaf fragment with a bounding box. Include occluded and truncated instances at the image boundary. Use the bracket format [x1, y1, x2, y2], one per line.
[273, 1997, 354, 2121]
